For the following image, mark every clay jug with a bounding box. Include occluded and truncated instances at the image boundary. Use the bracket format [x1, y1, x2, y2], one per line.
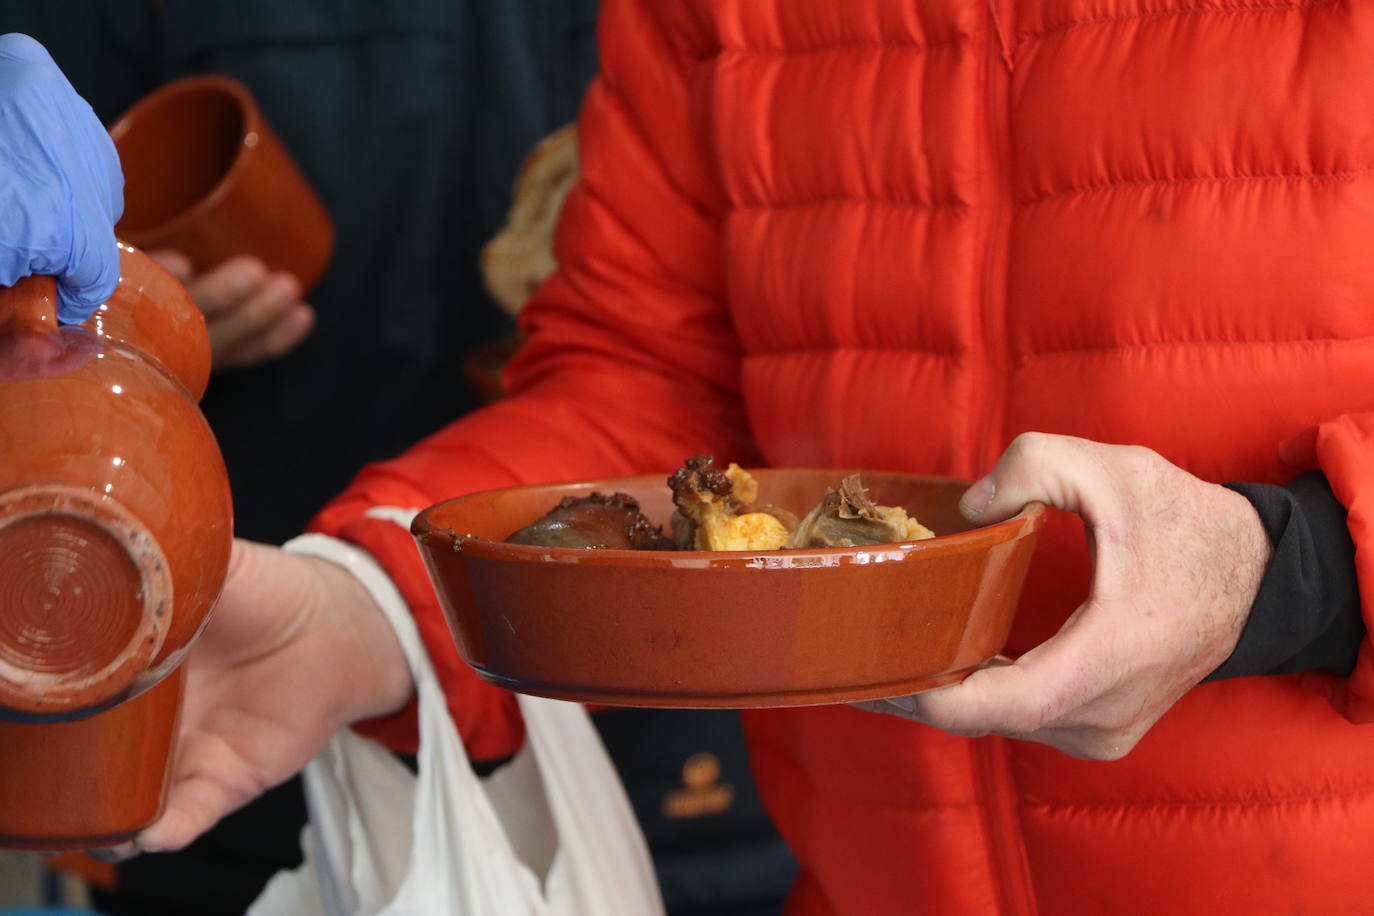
[0, 243, 231, 847]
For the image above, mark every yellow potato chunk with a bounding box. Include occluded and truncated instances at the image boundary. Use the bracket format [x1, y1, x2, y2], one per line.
[888, 508, 936, 541]
[723, 463, 759, 504]
[700, 511, 790, 551]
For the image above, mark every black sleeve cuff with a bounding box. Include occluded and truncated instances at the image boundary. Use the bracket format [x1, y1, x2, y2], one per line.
[1206, 472, 1364, 681]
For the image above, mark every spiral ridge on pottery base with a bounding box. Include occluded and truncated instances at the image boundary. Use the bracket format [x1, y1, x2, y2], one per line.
[0, 486, 172, 718]
[0, 515, 142, 670]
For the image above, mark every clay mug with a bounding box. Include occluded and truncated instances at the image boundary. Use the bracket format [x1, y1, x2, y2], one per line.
[0, 243, 233, 849]
[108, 74, 334, 292]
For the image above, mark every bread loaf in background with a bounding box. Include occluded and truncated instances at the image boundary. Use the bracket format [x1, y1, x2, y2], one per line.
[481, 124, 579, 317]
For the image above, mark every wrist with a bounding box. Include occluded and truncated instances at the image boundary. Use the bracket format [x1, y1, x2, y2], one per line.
[1229, 485, 1273, 593]
[305, 555, 414, 724]
[1193, 484, 1273, 676]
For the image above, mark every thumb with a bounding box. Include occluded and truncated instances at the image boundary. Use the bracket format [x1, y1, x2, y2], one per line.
[55, 228, 120, 324]
[960, 432, 1126, 526]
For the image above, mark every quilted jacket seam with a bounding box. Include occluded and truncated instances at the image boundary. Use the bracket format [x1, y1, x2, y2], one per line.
[1020, 0, 1339, 43]
[1015, 334, 1374, 364]
[1023, 783, 1374, 811]
[737, 336, 1374, 364]
[731, 196, 968, 213]
[1019, 165, 1374, 207]
[743, 345, 964, 358]
[700, 35, 969, 60]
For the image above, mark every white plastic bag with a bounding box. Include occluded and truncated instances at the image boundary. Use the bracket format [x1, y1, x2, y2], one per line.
[249, 532, 666, 916]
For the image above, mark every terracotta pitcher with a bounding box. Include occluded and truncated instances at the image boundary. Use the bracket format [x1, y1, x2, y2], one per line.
[0, 243, 232, 848]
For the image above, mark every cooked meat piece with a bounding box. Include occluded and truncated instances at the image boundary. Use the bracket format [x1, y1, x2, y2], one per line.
[506, 492, 673, 549]
[785, 474, 935, 548]
[667, 455, 794, 550]
[667, 455, 735, 548]
[667, 455, 735, 545]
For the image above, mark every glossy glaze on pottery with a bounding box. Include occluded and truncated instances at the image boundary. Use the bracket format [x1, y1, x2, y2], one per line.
[0, 667, 184, 850]
[413, 470, 1045, 707]
[0, 244, 232, 718]
[109, 74, 334, 292]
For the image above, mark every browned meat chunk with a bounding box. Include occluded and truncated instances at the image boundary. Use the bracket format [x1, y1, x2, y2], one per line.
[667, 455, 793, 550]
[505, 492, 673, 550]
[785, 475, 935, 548]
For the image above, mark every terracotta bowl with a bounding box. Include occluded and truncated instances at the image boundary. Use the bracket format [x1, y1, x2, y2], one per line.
[412, 469, 1045, 708]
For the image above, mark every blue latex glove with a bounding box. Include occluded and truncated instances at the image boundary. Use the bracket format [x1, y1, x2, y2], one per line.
[0, 33, 123, 324]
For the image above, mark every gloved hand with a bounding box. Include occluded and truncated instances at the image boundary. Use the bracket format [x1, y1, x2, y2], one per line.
[0, 33, 123, 324]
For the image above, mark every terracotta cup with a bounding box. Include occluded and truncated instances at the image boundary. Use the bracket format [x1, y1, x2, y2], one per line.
[109, 74, 334, 291]
[0, 244, 232, 849]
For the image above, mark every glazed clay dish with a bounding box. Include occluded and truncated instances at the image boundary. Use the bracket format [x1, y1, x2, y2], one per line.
[412, 468, 1045, 708]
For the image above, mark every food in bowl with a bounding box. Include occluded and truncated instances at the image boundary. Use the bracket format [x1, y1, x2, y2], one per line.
[505, 455, 936, 551]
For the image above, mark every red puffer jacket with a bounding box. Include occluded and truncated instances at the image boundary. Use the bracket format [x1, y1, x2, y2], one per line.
[312, 1, 1374, 912]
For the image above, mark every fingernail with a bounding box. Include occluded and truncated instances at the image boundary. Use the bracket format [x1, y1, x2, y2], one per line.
[960, 475, 996, 521]
[87, 842, 139, 863]
[228, 272, 257, 296]
[228, 260, 267, 295]
[273, 274, 303, 302]
[887, 694, 918, 715]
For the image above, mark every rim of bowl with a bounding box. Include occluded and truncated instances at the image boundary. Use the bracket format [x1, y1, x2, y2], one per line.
[411, 470, 1047, 568]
